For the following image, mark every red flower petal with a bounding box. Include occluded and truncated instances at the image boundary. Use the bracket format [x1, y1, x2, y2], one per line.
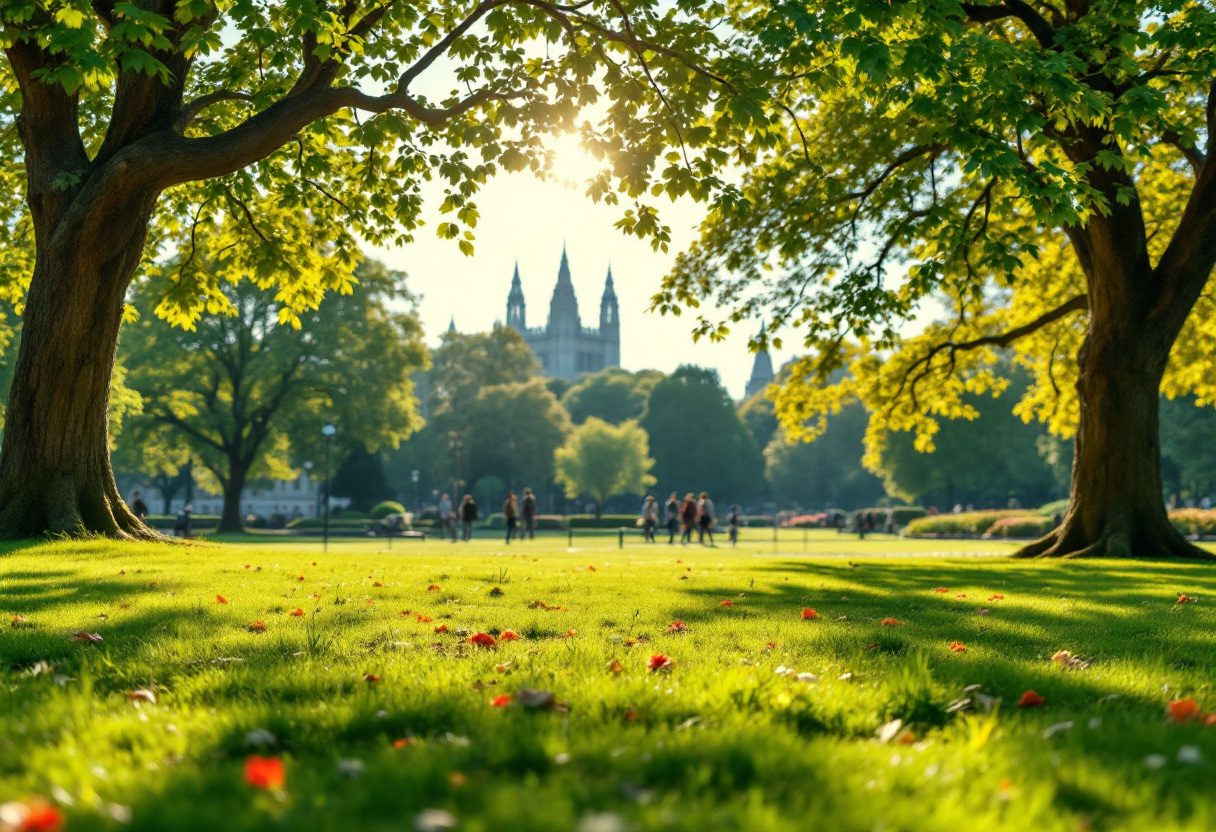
[17, 801, 64, 832]
[646, 654, 673, 671]
[667, 620, 688, 633]
[244, 755, 285, 790]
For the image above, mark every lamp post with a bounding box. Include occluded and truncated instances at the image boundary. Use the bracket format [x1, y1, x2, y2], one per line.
[448, 431, 464, 501]
[322, 424, 336, 553]
[411, 469, 420, 516]
[303, 461, 314, 518]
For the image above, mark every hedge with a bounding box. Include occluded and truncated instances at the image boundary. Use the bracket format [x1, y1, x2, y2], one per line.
[370, 501, 407, 519]
[983, 515, 1056, 539]
[145, 515, 220, 529]
[744, 516, 775, 527]
[854, 506, 926, 526]
[484, 513, 569, 530]
[567, 514, 642, 529]
[1035, 499, 1070, 517]
[286, 517, 373, 530]
[904, 510, 1031, 537]
[1169, 509, 1216, 536]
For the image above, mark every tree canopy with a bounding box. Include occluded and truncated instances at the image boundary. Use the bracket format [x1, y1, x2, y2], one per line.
[560, 367, 664, 425]
[554, 417, 655, 516]
[118, 258, 425, 531]
[652, 1, 1216, 558]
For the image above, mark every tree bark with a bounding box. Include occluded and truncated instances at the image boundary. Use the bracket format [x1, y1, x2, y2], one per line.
[218, 462, 248, 534]
[1015, 315, 1211, 559]
[0, 184, 161, 540]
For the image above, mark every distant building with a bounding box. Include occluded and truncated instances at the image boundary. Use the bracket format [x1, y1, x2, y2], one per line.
[744, 321, 775, 398]
[162, 473, 348, 518]
[504, 246, 620, 380]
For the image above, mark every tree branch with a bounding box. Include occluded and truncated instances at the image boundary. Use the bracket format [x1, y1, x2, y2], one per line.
[961, 1, 1057, 48]
[1161, 131, 1205, 175]
[175, 90, 257, 133]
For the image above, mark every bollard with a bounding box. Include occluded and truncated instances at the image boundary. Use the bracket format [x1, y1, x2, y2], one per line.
[618, 527, 624, 549]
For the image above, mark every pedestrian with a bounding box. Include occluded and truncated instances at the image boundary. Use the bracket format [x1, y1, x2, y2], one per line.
[641, 495, 659, 542]
[460, 494, 478, 541]
[521, 488, 538, 540]
[697, 492, 715, 545]
[884, 507, 895, 535]
[680, 493, 698, 545]
[726, 505, 741, 546]
[503, 492, 518, 544]
[665, 492, 680, 544]
[174, 504, 193, 539]
[129, 490, 148, 523]
[852, 510, 865, 540]
[439, 492, 455, 542]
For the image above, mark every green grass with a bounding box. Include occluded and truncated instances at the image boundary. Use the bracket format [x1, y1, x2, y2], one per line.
[4, 533, 1216, 831]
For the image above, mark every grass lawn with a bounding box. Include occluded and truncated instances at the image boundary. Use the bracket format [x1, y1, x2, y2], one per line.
[4, 532, 1216, 831]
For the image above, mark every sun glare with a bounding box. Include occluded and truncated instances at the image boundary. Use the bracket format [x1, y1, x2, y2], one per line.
[547, 132, 604, 186]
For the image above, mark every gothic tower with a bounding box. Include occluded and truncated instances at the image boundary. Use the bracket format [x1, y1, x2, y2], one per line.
[506, 261, 526, 329]
[745, 320, 775, 398]
[599, 265, 621, 369]
[548, 245, 581, 336]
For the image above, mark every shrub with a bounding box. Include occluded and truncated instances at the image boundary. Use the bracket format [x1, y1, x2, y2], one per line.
[904, 510, 1031, 537]
[335, 509, 368, 519]
[785, 513, 828, 528]
[567, 514, 641, 529]
[485, 513, 570, 530]
[286, 517, 373, 530]
[1169, 509, 1216, 536]
[1035, 499, 1070, 517]
[983, 515, 1056, 539]
[370, 501, 407, 519]
[743, 516, 775, 527]
[854, 506, 926, 526]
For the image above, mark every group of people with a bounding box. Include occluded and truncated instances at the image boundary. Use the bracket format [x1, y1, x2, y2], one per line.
[436, 488, 540, 543]
[641, 492, 740, 546]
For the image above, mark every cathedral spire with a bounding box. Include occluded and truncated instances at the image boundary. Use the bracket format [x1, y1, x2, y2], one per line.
[548, 245, 580, 334]
[507, 260, 526, 330]
[745, 320, 775, 398]
[448, 315, 456, 334]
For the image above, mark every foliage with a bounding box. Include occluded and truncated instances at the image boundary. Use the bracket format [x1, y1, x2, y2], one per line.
[8, 537, 1216, 831]
[555, 418, 655, 514]
[560, 368, 665, 425]
[904, 511, 1033, 538]
[1169, 509, 1216, 537]
[370, 501, 407, 520]
[764, 400, 886, 511]
[871, 369, 1062, 509]
[984, 515, 1058, 540]
[427, 327, 539, 413]
[565, 514, 646, 529]
[463, 379, 573, 492]
[640, 366, 765, 504]
[854, 507, 927, 527]
[331, 444, 395, 513]
[1160, 397, 1216, 504]
[118, 258, 425, 529]
[738, 389, 780, 453]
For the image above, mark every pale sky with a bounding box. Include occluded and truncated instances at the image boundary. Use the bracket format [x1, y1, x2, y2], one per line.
[369, 138, 794, 400]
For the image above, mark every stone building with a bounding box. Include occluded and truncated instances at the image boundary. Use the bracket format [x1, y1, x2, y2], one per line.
[744, 321, 776, 398]
[505, 246, 620, 380]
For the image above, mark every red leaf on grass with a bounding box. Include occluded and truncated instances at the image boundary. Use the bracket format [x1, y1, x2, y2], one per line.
[667, 621, 688, 633]
[490, 694, 513, 708]
[646, 654, 673, 671]
[70, 631, 103, 642]
[393, 738, 412, 749]
[719, 600, 734, 607]
[244, 755, 285, 790]
[801, 608, 819, 620]
[1017, 690, 1045, 708]
[417, 614, 432, 623]
[364, 673, 380, 683]
[499, 630, 519, 641]
[1169, 698, 1201, 722]
[3, 801, 64, 832]
[469, 633, 496, 648]
[427, 585, 441, 591]
[249, 621, 267, 633]
[949, 641, 966, 652]
[934, 587, 950, 593]
[881, 618, 902, 626]
[289, 608, 305, 617]
[216, 595, 229, 604]
[434, 624, 449, 633]
[989, 594, 1004, 601]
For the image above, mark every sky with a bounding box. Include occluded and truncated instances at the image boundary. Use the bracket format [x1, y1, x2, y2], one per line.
[369, 137, 795, 400]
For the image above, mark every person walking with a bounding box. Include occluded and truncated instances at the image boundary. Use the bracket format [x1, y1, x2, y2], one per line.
[174, 504, 193, 539]
[460, 494, 478, 541]
[641, 495, 659, 542]
[129, 490, 148, 523]
[503, 492, 518, 544]
[697, 492, 715, 546]
[852, 510, 866, 540]
[884, 507, 895, 535]
[726, 505, 741, 546]
[680, 493, 698, 545]
[520, 488, 538, 540]
[439, 492, 455, 542]
[664, 492, 680, 544]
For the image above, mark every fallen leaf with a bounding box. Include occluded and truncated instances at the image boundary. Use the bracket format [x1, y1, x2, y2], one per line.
[427, 585, 441, 591]
[393, 738, 412, 749]
[126, 689, 156, 704]
[372, 581, 383, 587]
[956, 593, 966, 599]
[417, 614, 433, 623]
[623, 707, 639, 722]
[70, 631, 103, 643]
[449, 772, 467, 787]
[564, 629, 576, 638]
[949, 641, 966, 652]
[719, 600, 734, 607]
[363, 673, 380, 683]
[801, 608, 818, 620]
[490, 694, 513, 708]
[1051, 650, 1091, 669]
[0, 800, 64, 832]
[469, 633, 496, 648]
[244, 755, 285, 790]
[434, 624, 449, 633]
[289, 608, 305, 617]
[495, 662, 512, 674]
[607, 659, 624, 674]
[881, 618, 902, 626]
[667, 621, 688, 633]
[1169, 698, 1201, 722]
[1017, 690, 1046, 708]
[1177, 593, 1198, 604]
[934, 587, 949, 593]
[298, 576, 305, 582]
[518, 688, 557, 709]
[646, 654, 673, 672]
[989, 594, 1005, 601]
[11, 614, 28, 626]
[499, 630, 519, 641]
[863, 641, 880, 650]
[216, 595, 229, 604]
[398, 610, 411, 618]
[248, 621, 267, 633]
[489, 586, 505, 596]
[586, 565, 596, 571]
[309, 593, 321, 600]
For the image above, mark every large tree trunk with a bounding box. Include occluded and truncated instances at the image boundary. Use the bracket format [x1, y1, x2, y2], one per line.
[1016, 316, 1210, 559]
[0, 186, 161, 539]
[218, 463, 248, 533]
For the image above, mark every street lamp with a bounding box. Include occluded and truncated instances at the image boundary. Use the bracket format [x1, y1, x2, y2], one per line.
[322, 424, 336, 553]
[411, 469, 420, 515]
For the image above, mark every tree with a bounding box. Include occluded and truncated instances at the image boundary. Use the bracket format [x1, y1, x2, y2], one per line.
[555, 418, 655, 517]
[0, 0, 738, 538]
[331, 443, 394, 513]
[462, 379, 573, 494]
[561, 367, 664, 424]
[764, 402, 886, 511]
[428, 327, 539, 412]
[119, 258, 426, 532]
[738, 390, 779, 452]
[658, 3, 1216, 558]
[639, 365, 765, 504]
